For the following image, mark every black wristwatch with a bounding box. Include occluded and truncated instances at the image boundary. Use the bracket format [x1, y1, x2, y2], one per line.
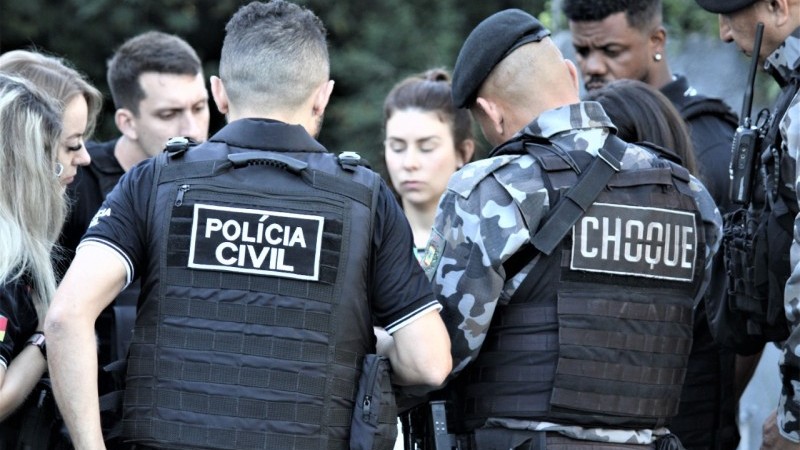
[26, 332, 46, 359]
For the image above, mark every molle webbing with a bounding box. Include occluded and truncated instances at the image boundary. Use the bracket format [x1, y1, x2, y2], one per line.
[124, 417, 350, 450]
[459, 142, 702, 429]
[125, 147, 377, 449]
[552, 292, 693, 420]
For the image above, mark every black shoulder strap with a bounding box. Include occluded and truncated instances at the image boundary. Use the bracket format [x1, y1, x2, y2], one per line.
[678, 96, 738, 128]
[764, 75, 800, 154]
[529, 134, 627, 256]
[502, 135, 627, 280]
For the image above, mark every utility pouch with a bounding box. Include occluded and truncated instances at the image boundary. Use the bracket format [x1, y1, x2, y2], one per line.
[13, 378, 71, 450]
[720, 205, 790, 353]
[351, 354, 398, 450]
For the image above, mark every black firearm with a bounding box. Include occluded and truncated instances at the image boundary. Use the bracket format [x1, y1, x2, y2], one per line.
[729, 22, 765, 205]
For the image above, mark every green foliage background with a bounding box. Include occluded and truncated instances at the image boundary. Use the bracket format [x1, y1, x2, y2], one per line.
[1, 0, 727, 174]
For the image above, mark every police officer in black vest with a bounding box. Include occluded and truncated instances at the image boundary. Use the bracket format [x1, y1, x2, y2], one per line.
[44, 1, 452, 449]
[419, 9, 722, 450]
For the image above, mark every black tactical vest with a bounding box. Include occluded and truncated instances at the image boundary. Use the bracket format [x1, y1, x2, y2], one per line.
[121, 141, 380, 450]
[453, 143, 706, 431]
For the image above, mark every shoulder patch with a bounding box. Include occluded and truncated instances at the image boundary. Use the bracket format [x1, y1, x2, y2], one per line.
[0, 315, 6, 342]
[420, 228, 446, 281]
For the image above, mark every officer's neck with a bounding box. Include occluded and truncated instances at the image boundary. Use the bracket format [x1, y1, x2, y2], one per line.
[226, 109, 319, 137]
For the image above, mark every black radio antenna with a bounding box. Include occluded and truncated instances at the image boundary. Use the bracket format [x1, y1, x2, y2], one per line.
[740, 22, 764, 128]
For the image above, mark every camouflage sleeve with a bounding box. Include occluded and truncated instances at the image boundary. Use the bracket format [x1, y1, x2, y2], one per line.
[780, 92, 800, 442]
[688, 173, 723, 306]
[430, 171, 541, 376]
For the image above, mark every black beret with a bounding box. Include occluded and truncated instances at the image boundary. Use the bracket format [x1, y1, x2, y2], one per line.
[694, 0, 758, 14]
[452, 9, 551, 109]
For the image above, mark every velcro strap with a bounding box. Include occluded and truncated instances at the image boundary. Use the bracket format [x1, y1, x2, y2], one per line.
[531, 136, 626, 255]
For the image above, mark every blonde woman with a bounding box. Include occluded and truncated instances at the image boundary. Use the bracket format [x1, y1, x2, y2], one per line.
[0, 74, 65, 434]
[0, 50, 102, 187]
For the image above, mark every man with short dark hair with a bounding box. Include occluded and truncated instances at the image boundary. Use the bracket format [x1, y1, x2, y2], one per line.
[694, 1, 800, 448]
[45, 1, 452, 448]
[55, 32, 211, 409]
[60, 30, 210, 261]
[562, 2, 742, 448]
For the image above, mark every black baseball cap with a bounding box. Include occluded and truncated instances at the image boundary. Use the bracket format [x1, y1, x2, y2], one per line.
[452, 9, 551, 108]
[695, 0, 758, 14]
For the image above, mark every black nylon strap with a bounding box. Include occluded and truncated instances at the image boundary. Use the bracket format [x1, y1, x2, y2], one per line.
[530, 135, 626, 256]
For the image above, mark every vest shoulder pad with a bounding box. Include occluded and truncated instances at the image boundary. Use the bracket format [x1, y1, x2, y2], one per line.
[449, 154, 521, 198]
[337, 151, 372, 171]
[163, 136, 200, 159]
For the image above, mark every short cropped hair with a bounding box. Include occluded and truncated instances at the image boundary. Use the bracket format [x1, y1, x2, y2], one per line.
[107, 31, 203, 114]
[561, 0, 662, 31]
[219, 0, 329, 113]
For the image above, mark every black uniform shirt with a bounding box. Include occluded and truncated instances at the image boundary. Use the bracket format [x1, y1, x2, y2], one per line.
[0, 276, 37, 369]
[80, 118, 439, 333]
[58, 139, 123, 270]
[661, 75, 737, 214]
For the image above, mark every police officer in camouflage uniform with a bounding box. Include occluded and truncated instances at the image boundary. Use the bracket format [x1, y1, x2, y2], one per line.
[694, 0, 800, 448]
[420, 9, 722, 449]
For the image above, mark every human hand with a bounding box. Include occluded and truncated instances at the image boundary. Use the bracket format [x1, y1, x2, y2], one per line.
[762, 410, 800, 449]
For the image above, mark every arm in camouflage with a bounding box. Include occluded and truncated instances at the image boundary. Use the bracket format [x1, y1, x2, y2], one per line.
[430, 161, 545, 377]
[689, 172, 724, 307]
[781, 90, 800, 442]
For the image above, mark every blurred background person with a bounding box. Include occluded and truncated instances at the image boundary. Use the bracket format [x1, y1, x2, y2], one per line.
[0, 73, 65, 442]
[586, 79, 697, 173]
[382, 68, 476, 449]
[383, 68, 475, 256]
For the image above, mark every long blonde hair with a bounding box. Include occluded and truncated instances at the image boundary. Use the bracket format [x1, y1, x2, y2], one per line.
[0, 74, 65, 321]
[0, 50, 103, 139]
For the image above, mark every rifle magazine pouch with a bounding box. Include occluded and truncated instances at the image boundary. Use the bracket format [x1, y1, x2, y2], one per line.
[350, 354, 398, 450]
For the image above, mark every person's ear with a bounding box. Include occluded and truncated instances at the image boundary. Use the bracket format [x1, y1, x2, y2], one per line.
[457, 139, 476, 168]
[114, 108, 137, 140]
[475, 97, 504, 137]
[768, 0, 791, 28]
[649, 25, 667, 59]
[312, 79, 335, 118]
[565, 59, 580, 92]
[210, 76, 229, 115]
